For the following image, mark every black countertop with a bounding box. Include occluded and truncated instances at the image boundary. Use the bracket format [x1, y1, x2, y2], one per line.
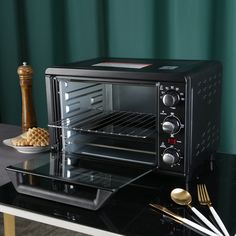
[0, 123, 46, 186]
[0, 152, 236, 236]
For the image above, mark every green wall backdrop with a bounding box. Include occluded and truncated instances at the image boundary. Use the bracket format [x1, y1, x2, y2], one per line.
[0, 0, 236, 154]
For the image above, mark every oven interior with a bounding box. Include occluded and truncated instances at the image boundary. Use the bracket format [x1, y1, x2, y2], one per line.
[49, 79, 158, 166]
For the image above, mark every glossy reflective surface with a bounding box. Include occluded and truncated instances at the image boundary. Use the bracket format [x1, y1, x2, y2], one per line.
[7, 153, 153, 192]
[1, 153, 236, 236]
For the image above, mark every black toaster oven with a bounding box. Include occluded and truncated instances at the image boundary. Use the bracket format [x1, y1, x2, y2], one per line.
[7, 58, 222, 210]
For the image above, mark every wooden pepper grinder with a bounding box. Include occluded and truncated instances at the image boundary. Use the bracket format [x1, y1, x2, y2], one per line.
[17, 62, 37, 132]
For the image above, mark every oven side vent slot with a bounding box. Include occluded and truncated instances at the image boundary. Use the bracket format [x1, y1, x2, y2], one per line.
[60, 82, 105, 119]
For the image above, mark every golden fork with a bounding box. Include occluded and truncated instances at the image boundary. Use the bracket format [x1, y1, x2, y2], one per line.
[197, 184, 230, 236]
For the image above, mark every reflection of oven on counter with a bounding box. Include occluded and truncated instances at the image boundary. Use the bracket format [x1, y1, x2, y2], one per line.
[6, 57, 222, 211]
[12, 175, 194, 236]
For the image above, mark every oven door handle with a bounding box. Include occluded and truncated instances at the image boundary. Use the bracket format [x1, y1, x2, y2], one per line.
[16, 184, 112, 210]
[6, 168, 113, 210]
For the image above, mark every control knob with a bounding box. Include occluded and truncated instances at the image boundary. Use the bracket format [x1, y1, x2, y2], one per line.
[163, 148, 180, 165]
[162, 90, 180, 107]
[162, 116, 181, 134]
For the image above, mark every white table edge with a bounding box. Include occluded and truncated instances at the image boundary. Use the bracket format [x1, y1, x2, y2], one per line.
[0, 204, 123, 236]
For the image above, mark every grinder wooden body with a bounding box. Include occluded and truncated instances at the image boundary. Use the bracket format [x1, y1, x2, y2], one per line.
[17, 62, 36, 132]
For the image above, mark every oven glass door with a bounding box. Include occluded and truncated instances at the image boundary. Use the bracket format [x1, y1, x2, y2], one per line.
[6, 153, 155, 210]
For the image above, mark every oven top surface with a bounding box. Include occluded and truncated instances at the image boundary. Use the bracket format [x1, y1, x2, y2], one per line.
[45, 57, 220, 83]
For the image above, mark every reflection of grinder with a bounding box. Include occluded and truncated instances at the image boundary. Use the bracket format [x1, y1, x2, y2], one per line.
[17, 62, 36, 132]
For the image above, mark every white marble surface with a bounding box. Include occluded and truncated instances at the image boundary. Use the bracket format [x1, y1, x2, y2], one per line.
[0, 213, 87, 236]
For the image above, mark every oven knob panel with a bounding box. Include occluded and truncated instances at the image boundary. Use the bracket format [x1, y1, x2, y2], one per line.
[162, 90, 180, 107]
[162, 116, 181, 134]
[159, 83, 185, 173]
[162, 148, 180, 165]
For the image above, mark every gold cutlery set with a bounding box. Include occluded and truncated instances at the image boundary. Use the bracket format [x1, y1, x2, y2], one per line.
[150, 184, 230, 236]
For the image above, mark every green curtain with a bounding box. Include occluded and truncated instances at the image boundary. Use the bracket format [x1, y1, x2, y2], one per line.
[0, 0, 235, 154]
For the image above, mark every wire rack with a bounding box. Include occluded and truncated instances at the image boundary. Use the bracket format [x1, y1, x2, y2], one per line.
[50, 111, 156, 139]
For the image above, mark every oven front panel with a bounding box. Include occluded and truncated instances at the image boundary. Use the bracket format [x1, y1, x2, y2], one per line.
[47, 77, 188, 176]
